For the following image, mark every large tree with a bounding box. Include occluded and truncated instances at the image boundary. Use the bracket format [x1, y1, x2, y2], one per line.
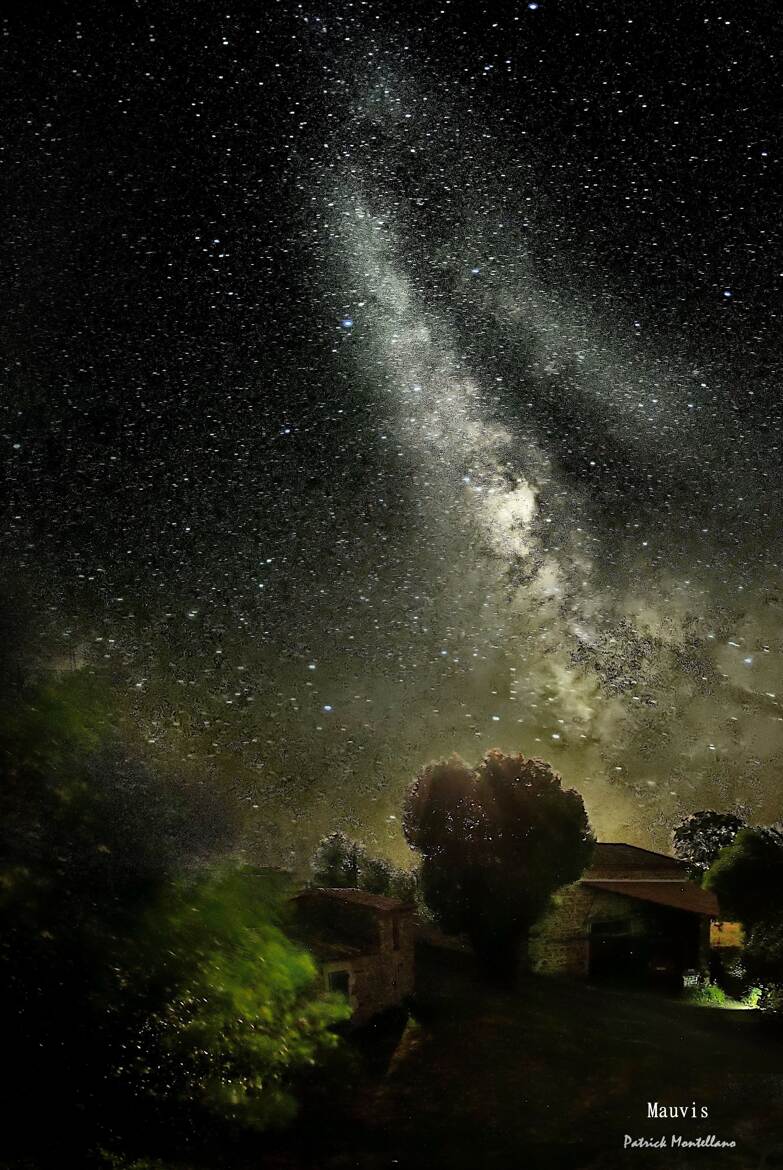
[672, 809, 746, 876]
[404, 749, 594, 975]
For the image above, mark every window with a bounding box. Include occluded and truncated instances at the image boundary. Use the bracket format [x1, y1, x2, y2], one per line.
[328, 969, 350, 996]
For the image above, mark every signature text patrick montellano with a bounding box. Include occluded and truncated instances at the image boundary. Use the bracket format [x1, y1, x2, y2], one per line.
[623, 1103, 736, 1150]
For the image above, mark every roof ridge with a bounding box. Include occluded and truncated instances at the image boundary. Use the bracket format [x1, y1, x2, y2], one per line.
[583, 877, 696, 883]
[596, 842, 685, 861]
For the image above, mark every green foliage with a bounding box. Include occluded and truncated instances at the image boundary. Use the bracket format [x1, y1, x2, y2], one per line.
[672, 810, 746, 876]
[97, 1155, 182, 1170]
[361, 853, 395, 894]
[0, 674, 235, 963]
[0, 672, 112, 920]
[743, 920, 783, 999]
[404, 749, 595, 971]
[0, 676, 348, 1152]
[388, 864, 419, 904]
[705, 828, 783, 1013]
[117, 867, 351, 1131]
[684, 983, 728, 1007]
[709, 950, 754, 1001]
[311, 830, 364, 888]
[0, 670, 109, 770]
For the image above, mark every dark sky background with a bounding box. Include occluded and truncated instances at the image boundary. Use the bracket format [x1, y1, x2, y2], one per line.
[2, 0, 783, 865]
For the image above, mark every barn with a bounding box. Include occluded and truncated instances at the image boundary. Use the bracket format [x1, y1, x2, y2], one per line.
[529, 843, 720, 987]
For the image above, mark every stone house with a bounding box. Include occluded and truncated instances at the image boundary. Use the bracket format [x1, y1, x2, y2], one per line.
[292, 888, 415, 1025]
[529, 843, 719, 986]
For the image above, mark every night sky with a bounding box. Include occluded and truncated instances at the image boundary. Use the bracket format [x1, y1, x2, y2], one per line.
[3, 0, 783, 865]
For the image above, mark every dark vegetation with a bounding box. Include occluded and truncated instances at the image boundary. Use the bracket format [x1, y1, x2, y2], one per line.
[672, 809, 747, 876]
[0, 672, 349, 1167]
[705, 826, 783, 1013]
[403, 749, 595, 974]
[310, 829, 418, 900]
[670, 809, 783, 1010]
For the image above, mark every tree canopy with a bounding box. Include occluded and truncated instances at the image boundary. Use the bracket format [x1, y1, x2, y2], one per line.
[403, 749, 594, 972]
[310, 829, 417, 901]
[117, 866, 351, 1131]
[672, 809, 746, 876]
[705, 826, 783, 1011]
[704, 826, 783, 929]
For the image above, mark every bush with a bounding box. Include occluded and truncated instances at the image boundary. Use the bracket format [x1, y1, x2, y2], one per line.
[115, 867, 351, 1131]
[684, 983, 728, 1007]
[0, 675, 349, 1157]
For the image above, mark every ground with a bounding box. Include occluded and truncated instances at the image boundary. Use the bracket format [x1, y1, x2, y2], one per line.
[265, 942, 783, 1170]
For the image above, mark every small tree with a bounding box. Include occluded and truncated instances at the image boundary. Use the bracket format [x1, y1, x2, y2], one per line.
[388, 865, 419, 904]
[310, 831, 365, 888]
[672, 810, 746, 876]
[360, 854, 394, 895]
[404, 749, 594, 976]
[310, 831, 416, 901]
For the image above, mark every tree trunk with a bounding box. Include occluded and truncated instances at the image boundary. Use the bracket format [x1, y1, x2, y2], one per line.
[470, 929, 520, 985]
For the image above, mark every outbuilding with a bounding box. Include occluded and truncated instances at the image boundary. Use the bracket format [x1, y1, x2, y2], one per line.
[529, 843, 719, 986]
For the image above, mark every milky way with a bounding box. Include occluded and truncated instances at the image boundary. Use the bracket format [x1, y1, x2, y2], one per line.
[313, 137, 783, 850]
[2, 3, 782, 862]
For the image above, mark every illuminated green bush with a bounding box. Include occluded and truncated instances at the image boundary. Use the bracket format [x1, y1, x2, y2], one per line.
[684, 983, 728, 1007]
[118, 867, 351, 1130]
[0, 676, 349, 1142]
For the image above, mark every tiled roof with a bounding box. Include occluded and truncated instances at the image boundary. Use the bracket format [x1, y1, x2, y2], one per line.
[295, 887, 415, 913]
[583, 879, 719, 917]
[586, 843, 689, 877]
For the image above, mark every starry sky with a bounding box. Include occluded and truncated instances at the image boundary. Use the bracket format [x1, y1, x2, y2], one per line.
[2, 0, 782, 865]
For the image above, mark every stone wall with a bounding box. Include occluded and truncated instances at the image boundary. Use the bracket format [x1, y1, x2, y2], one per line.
[322, 911, 415, 1024]
[529, 883, 662, 977]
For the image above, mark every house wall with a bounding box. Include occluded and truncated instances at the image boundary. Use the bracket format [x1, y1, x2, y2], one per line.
[524, 884, 599, 978]
[296, 895, 379, 947]
[322, 912, 415, 1024]
[529, 884, 628, 977]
